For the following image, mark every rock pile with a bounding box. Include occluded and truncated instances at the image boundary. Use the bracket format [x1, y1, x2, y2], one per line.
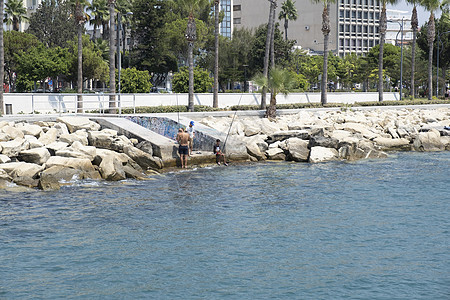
[200, 107, 450, 163]
[0, 117, 163, 190]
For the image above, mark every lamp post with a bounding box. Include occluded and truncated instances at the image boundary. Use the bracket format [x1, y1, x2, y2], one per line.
[436, 30, 450, 97]
[388, 18, 404, 100]
[243, 65, 248, 92]
[117, 12, 133, 96]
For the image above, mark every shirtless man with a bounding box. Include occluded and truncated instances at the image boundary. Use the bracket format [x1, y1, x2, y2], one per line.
[176, 128, 190, 168]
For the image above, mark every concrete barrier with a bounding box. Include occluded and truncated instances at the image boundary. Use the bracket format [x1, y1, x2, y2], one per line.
[3, 92, 400, 114]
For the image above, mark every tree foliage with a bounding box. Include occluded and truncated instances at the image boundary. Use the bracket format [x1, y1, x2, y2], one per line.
[172, 66, 213, 93]
[26, 0, 78, 48]
[116, 67, 153, 93]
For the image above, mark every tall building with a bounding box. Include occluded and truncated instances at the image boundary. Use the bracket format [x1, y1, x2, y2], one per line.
[4, 0, 42, 32]
[386, 9, 413, 46]
[220, 0, 233, 38]
[233, 0, 384, 56]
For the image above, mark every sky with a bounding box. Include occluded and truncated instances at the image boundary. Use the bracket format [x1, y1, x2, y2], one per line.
[388, 0, 442, 26]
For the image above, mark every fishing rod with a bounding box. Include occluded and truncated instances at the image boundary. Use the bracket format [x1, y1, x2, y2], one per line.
[223, 92, 245, 154]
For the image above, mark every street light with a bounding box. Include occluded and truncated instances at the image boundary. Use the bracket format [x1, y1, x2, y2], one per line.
[436, 30, 450, 97]
[243, 65, 248, 92]
[117, 11, 133, 96]
[388, 18, 404, 100]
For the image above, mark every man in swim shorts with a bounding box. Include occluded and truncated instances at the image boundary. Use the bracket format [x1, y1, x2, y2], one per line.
[176, 128, 190, 168]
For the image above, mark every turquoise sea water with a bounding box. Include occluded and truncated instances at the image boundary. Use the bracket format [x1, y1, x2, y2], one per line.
[1, 152, 449, 299]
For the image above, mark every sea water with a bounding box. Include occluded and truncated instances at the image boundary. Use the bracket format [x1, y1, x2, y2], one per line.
[1, 152, 449, 299]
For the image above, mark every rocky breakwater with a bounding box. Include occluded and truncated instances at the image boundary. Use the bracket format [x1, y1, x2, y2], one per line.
[0, 117, 163, 190]
[199, 107, 450, 163]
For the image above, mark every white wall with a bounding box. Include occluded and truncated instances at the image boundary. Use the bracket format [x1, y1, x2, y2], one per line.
[2, 92, 400, 115]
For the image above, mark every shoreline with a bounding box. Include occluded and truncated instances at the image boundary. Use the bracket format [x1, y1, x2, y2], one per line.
[1, 105, 449, 190]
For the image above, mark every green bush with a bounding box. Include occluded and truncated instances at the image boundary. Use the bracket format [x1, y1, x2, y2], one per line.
[116, 67, 153, 93]
[172, 67, 213, 93]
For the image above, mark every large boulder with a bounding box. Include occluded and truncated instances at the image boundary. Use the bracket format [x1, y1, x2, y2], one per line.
[59, 132, 88, 146]
[0, 169, 11, 181]
[52, 122, 70, 136]
[309, 135, 339, 149]
[123, 145, 163, 170]
[0, 162, 44, 178]
[266, 148, 286, 160]
[88, 131, 115, 149]
[123, 165, 146, 180]
[413, 129, 445, 152]
[0, 132, 10, 142]
[41, 166, 83, 182]
[45, 156, 95, 173]
[38, 128, 59, 145]
[136, 141, 154, 156]
[13, 176, 39, 188]
[19, 124, 43, 137]
[266, 130, 309, 143]
[55, 148, 93, 160]
[25, 135, 45, 149]
[38, 173, 61, 190]
[309, 147, 339, 163]
[18, 147, 51, 165]
[71, 141, 96, 159]
[99, 155, 126, 181]
[338, 123, 379, 140]
[109, 135, 134, 152]
[56, 117, 101, 133]
[1, 125, 24, 140]
[246, 141, 265, 161]
[0, 154, 11, 164]
[285, 138, 310, 162]
[0, 138, 27, 157]
[373, 137, 411, 151]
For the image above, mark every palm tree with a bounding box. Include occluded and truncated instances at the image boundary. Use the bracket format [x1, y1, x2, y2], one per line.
[0, 0, 4, 116]
[377, 0, 399, 102]
[254, 67, 295, 119]
[278, 0, 298, 41]
[407, 0, 420, 98]
[171, 0, 209, 112]
[4, 0, 28, 31]
[261, 0, 277, 110]
[69, 0, 90, 113]
[311, 0, 335, 105]
[87, 0, 106, 40]
[213, 0, 219, 108]
[422, 0, 441, 100]
[108, 0, 116, 113]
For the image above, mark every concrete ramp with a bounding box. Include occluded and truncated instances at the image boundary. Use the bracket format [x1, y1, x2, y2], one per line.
[92, 117, 179, 166]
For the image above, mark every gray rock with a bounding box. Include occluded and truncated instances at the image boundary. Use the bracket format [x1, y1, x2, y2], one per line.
[1, 125, 24, 140]
[123, 145, 163, 170]
[41, 166, 83, 182]
[45, 156, 96, 173]
[266, 130, 309, 143]
[0, 162, 44, 179]
[123, 165, 146, 180]
[373, 137, 411, 151]
[0, 139, 27, 157]
[0, 154, 11, 164]
[13, 176, 39, 188]
[20, 124, 43, 137]
[56, 117, 101, 133]
[18, 147, 51, 165]
[246, 142, 265, 161]
[309, 147, 339, 163]
[38, 173, 61, 190]
[413, 129, 445, 152]
[99, 155, 126, 181]
[266, 148, 286, 160]
[38, 128, 59, 145]
[136, 141, 154, 156]
[285, 138, 310, 162]
[309, 135, 339, 149]
[388, 127, 400, 139]
[88, 131, 115, 149]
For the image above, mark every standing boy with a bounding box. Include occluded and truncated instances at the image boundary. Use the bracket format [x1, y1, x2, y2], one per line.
[187, 121, 195, 155]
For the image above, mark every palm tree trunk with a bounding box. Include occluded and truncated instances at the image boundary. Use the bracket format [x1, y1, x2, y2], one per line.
[321, 3, 330, 105]
[410, 6, 418, 98]
[186, 14, 196, 112]
[261, 0, 275, 110]
[77, 23, 83, 113]
[109, 0, 116, 113]
[266, 93, 277, 119]
[284, 18, 288, 41]
[188, 41, 194, 111]
[13, 17, 19, 31]
[0, 0, 4, 116]
[378, 3, 387, 102]
[270, 4, 276, 69]
[213, 0, 219, 108]
[427, 13, 435, 100]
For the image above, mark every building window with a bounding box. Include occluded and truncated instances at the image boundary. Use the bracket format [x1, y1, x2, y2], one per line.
[340, 9, 345, 18]
[369, 12, 374, 20]
[234, 17, 241, 24]
[352, 11, 356, 19]
[358, 11, 362, 20]
[233, 5, 241, 11]
[346, 10, 350, 18]
[340, 24, 344, 32]
[364, 11, 368, 19]
[352, 25, 356, 32]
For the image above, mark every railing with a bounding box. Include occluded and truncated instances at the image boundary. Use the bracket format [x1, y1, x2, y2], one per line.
[2, 92, 402, 115]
